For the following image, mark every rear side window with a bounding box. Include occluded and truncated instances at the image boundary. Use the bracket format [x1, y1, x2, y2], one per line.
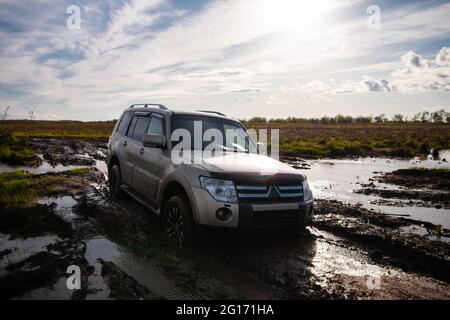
[131, 116, 151, 142]
[126, 116, 138, 138]
[147, 116, 164, 136]
[116, 111, 132, 135]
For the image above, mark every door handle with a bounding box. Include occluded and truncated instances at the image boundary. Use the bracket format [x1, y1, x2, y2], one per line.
[139, 147, 145, 155]
[123, 141, 128, 146]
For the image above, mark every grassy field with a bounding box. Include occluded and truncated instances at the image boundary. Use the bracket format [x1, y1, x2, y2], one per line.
[243, 120, 450, 158]
[0, 120, 115, 165]
[0, 120, 115, 139]
[0, 119, 449, 162]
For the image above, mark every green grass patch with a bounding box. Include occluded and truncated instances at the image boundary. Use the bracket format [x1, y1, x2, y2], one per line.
[0, 171, 37, 208]
[67, 167, 90, 175]
[0, 170, 82, 208]
[0, 134, 41, 166]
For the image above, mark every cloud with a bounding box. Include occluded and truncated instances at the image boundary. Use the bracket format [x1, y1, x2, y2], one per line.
[0, 0, 450, 119]
[391, 47, 450, 93]
[362, 77, 392, 92]
[400, 51, 431, 68]
[435, 47, 450, 66]
[283, 46, 450, 99]
[280, 76, 392, 98]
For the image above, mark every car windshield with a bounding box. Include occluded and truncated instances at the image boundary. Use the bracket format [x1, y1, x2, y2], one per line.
[171, 115, 257, 152]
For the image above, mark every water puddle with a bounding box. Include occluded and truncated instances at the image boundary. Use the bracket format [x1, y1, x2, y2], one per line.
[15, 277, 73, 300]
[95, 160, 108, 178]
[38, 196, 78, 224]
[303, 156, 450, 228]
[0, 161, 87, 174]
[85, 237, 201, 300]
[0, 233, 59, 276]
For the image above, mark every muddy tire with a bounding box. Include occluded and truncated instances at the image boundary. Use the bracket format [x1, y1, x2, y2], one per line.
[294, 215, 309, 234]
[108, 165, 124, 200]
[163, 195, 195, 248]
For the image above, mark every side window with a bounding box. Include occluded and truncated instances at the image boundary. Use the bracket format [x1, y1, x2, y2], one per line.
[126, 115, 138, 138]
[147, 116, 164, 136]
[117, 111, 132, 135]
[131, 116, 151, 142]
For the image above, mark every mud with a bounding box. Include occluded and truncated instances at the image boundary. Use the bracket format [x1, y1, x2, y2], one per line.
[281, 156, 311, 169]
[98, 259, 164, 300]
[313, 200, 450, 282]
[355, 188, 450, 209]
[0, 138, 449, 300]
[0, 205, 73, 239]
[31, 138, 107, 167]
[377, 168, 450, 190]
[0, 239, 86, 299]
[356, 168, 450, 209]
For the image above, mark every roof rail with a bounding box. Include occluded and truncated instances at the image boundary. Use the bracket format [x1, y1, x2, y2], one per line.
[197, 110, 226, 117]
[129, 104, 169, 110]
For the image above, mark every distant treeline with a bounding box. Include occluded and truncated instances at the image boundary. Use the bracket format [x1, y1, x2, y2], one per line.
[243, 109, 450, 124]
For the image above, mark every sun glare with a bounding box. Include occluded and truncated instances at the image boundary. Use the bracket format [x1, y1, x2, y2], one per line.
[260, 0, 330, 31]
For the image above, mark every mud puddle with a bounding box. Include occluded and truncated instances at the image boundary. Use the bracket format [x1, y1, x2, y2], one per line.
[0, 167, 200, 300]
[0, 233, 59, 276]
[299, 156, 450, 229]
[85, 237, 199, 300]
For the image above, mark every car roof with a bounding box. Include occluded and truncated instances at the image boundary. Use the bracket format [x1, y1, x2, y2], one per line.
[126, 107, 236, 121]
[171, 110, 231, 120]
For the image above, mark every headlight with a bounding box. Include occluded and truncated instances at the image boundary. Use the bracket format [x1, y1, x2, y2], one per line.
[303, 180, 313, 201]
[200, 176, 238, 203]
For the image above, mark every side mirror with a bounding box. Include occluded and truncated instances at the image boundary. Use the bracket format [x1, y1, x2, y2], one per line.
[143, 134, 165, 148]
[256, 142, 265, 154]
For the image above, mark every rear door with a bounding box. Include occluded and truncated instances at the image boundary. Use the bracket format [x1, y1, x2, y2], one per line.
[113, 111, 134, 185]
[133, 113, 166, 203]
[126, 113, 151, 191]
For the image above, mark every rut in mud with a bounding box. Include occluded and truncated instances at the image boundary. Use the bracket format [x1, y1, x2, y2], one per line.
[0, 138, 449, 299]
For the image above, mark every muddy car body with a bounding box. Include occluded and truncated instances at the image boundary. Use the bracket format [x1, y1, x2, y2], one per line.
[106, 104, 314, 246]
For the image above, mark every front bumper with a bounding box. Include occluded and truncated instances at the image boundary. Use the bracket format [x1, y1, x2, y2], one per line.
[192, 187, 314, 229]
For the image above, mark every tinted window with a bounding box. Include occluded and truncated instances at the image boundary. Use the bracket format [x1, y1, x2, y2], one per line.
[117, 112, 132, 135]
[147, 116, 164, 136]
[127, 116, 138, 138]
[171, 115, 256, 151]
[131, 116, 150, 142]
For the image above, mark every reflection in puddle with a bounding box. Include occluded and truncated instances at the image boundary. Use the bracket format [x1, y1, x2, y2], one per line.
[15, 277, 73, 300]
[38, 196, 78, 224]
[0, 233, 59, 276]
[0, 160, 85, 174]
[85, 238, 200, 300]
[303, 157, 450, 228]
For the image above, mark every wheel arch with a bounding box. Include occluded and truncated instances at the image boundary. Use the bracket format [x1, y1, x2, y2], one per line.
[159, 174, 199, 224]
[108, 154, 120, 171]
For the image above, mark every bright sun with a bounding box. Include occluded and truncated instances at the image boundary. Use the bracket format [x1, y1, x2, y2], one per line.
[260, 0, 330, 31]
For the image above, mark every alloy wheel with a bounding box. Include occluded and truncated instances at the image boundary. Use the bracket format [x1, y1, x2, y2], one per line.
[166, 204, 184, 247]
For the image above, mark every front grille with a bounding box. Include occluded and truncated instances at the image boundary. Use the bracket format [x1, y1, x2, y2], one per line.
[236, 184, 303, 203]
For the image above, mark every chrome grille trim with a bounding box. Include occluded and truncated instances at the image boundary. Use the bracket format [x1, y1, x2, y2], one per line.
[277, 186, 303, 191]
[236, 186, 267, 191]
[236, 185, 303, 199]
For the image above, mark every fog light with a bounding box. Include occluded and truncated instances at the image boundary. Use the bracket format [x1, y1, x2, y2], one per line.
[216, 207, 232, 222]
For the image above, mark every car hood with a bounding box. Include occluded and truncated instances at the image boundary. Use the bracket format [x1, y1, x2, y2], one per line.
[191, 152, 305, 182]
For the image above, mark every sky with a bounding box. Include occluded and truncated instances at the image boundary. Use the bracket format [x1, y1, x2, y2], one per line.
[0, 0, 449, 120]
